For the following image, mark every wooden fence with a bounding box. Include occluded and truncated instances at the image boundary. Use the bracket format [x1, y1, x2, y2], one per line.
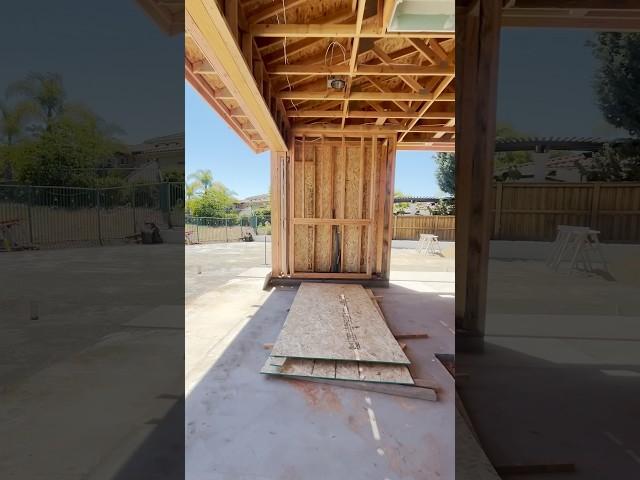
[393, 215, 455, 241]
[492, 182, 640, 243]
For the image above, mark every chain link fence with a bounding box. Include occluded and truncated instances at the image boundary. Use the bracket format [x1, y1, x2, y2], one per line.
[0, 182, 184, 249]
[185, 215, 271, 244]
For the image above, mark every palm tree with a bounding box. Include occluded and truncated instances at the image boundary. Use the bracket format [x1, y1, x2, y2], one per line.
[188, 169, 214, 192]
[8, 72, 66, 125]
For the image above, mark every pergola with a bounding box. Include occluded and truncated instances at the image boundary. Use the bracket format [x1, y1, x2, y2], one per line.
[184, 0, 456, 282]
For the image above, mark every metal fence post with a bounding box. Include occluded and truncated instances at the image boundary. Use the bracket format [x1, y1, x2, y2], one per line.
[27, 186, 33, 244]
[96, 189, 103, 246]
[225, 218, 229, 243]
[132, 185, 137, 233]
[196, 222, 199, 243]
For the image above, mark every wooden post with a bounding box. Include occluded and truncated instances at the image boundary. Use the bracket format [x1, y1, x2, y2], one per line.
[456, 0, 502, 347]
[288, 139, 295, 275]
[590, 183, 601, 229]
[382, 136, 397, 280]
[494, 182, 503, 238]
[271, 151, 283, 277]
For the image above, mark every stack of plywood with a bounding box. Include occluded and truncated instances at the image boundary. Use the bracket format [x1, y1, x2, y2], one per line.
[262, 283, 432, 396]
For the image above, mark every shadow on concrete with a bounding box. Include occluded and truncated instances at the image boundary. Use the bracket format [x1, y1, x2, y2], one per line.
[457, 338, 640, 478]
[179, 281, 455, 480]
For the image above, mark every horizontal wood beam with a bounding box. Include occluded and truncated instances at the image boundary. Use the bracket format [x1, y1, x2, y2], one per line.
[277, 91, 454, 101]
[185, 60, 261, 153]
[186, 0, 287, 151]
[247, 0, 307, 24]
[291, 124, 455, 134]
[397, 143, 455, 151]
[288, 110, 455, 119]
[292, 218, 372, 225]
[269, 64, 454, 76]
[251, 23, 455, 38]
[501, 11, 640, 29]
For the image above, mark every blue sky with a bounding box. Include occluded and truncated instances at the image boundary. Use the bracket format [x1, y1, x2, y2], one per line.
[0, 1, 183, 144]
[498, 28, 625, 139]
[185, 83, 443, 199]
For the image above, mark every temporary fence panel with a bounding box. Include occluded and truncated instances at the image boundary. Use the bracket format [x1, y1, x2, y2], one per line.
[0, 182, 184, 248]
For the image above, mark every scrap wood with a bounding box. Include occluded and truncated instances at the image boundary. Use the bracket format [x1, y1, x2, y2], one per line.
[262, 356, 415, 385]
[413, 377, 439, 389]
[394, 332, 429, 340]
[270, 284, 409, 364]
[494, 463, 576, 475]
[278, 375, 438, 402]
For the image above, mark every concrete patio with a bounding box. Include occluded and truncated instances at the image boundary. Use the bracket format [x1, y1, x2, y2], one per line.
[186, 241, 455, 480]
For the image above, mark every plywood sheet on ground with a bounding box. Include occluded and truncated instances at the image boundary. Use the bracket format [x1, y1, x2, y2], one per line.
[261, 356, 414, 385]
[270, 283, 410, 364]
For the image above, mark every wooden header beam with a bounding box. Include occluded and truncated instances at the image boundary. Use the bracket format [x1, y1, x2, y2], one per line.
[186, 0, 287, 151]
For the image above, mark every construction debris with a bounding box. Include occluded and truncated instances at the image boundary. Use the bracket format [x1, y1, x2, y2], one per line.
[262, 283, 436, 395]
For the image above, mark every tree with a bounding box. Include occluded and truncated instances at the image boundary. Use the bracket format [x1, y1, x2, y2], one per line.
[7, 72, 66, 127]
[591, 32, 640, 136]
[428, 198, 455, 215]
[12, 111, 121, 186]
[188, 169, 214, 192]
[186, 181, 198, 201]
[0, 100, 37, 145]
[393, 190, 410, 215]
[188, 182, 237, 218]
[494, 124, 532, 174]
[577, 142, 640, 181]
[0, 99, 38, 180]
[434, 152, 455, 195]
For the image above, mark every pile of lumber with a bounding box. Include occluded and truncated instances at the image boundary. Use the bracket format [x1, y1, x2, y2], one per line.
[261, 283, 437, 401]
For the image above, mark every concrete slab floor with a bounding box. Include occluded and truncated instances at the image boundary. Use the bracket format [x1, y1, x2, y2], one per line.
[0, 245, 184, 479]
[458, 242, 640, 479]
[186, 242, 455, 480]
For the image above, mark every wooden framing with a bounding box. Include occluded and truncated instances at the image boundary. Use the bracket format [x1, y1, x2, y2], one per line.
[186, 0, 456, 151]
[281, 134, 394, 279]
[455, 0, 501, 340]
[186, 0, 457, 281]
[454, 0, 640, 345]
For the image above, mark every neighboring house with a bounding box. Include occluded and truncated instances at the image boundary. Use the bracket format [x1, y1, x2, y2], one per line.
[127, 132, 185, 179]
[97, 132, 184, 183]
[234, 193, 270, 216]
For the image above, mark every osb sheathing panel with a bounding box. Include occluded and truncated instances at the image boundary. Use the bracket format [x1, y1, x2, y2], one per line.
[291, 137, 387, 275]
[247, 0, 351, 24]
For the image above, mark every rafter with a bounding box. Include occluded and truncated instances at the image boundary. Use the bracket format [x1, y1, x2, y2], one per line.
[341, 0, 367, 129]
[287, 110, 455, 119]
[277, 91, 454, 101]
[247, 0, 307, 24]
[399, 75, 455, 141]
[269, 64, 454, 76]
[250, 23, 455, 38]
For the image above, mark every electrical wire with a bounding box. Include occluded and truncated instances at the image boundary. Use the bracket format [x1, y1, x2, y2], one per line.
[275, 0, 297, 111]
